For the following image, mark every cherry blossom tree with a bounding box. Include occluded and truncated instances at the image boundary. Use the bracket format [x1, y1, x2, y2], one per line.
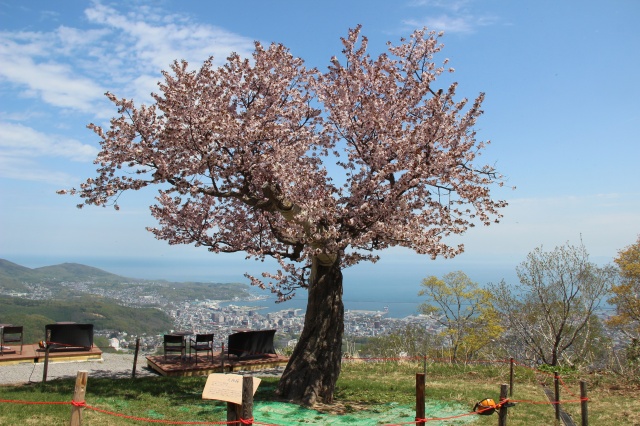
[60, 26, 507, 404]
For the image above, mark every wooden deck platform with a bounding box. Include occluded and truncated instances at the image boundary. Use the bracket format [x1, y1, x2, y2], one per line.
[0, 344, 103, 366]
[146, 351, 289, 377]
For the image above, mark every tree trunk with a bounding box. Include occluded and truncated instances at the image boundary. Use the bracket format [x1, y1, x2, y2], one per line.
[276, 255, 344, 405]
[551, 347, 559, 366]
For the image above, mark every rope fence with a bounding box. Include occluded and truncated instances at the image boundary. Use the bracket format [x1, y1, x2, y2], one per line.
[1, 356, 592, 425]
[0, 396, 269, 426]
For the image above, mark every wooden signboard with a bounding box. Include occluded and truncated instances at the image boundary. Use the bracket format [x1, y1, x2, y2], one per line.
[202, 374, 261, 405]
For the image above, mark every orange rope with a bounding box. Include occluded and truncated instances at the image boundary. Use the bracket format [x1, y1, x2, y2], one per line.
[0, 399, 236, 425]
[0, 399, 70, 406]
[84, 404, 235, 425]
[1, 355, 592, 425]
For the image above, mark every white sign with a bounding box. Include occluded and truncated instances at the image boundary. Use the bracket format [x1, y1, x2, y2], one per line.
[202, 374, 261, 405]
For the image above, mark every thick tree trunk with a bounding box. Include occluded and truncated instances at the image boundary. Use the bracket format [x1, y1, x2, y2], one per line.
[276, 255, 344, 405]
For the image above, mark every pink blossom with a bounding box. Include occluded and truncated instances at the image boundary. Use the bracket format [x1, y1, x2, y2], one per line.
[62, 26, 507, 299]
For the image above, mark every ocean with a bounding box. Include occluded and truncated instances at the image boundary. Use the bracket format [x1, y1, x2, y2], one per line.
[223, 292, 422, 318]
[7, 254, 519, 319]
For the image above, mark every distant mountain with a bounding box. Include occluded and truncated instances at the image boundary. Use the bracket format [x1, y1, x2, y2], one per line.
[35, 262, 126, 279]
[0, 259, 139, 294]
[0, 258, 251, 341]
[0, 259, 140, 285]
[0, 258, 34, 277]
[2, 295, 174, 343]
[0, 258, 250, 301]
[0, 259, 36, 291]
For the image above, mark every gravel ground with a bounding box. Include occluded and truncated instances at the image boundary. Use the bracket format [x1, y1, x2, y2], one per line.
[0, 353, 284, 386]
[0, 353, 159, 386]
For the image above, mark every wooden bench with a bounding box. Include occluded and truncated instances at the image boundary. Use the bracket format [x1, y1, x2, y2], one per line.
[45, 323, 94, 351]
[227, 329, 276, 359]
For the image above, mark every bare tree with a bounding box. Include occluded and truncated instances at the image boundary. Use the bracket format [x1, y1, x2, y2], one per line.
[495, 241, 613, 366]
[361, 324, 444, 359]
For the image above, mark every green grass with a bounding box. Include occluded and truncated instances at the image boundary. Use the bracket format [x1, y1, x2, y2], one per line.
[337, 360, 558, 425]
[0, 362, 637, 425]
[0, 376, 233, 425]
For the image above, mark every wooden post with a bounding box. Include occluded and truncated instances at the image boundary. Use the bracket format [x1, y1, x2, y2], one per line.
[42, 344, 50, 383]
[226, 376, 254, 424]
[509, 358, 514, 397]
[415, 373, 425, 426]
[498, 383, 508, 426]
[554, 371, 560, 421]
[131, 337, 140, 378]
[242, 376, 254, 426]
[226, 402, 241, 423]
[221, 343, 225, 372]
[69, 371, 88, 426]
[580, 381, 588, 426]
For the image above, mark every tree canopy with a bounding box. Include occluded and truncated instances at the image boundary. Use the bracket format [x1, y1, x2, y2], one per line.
[61, 26, 507, 404]
[495, 241, 613, 366]
[62, 26, 506, 298]
[419, 271, 502, 362]
[608, 235, 640, 338]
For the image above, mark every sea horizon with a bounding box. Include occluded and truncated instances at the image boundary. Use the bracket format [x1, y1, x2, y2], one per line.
[224, 291, 423, 319]
[3, 254, 520, 319]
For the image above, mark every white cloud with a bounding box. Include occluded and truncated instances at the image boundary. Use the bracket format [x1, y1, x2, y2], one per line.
[86, 2, 257, 67]
[404, 15, 474, 34]
[0, 121, 98, 162]
[0, 2, 256, 111]
[0, 36, 105, 111]
[0, 120, 94, 182]
[0, 155, 77, 185]
[0, 1, 259, 185]
[404, 0, 498, 34]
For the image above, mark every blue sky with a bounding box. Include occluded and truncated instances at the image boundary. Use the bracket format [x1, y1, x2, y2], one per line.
[0, 0, 638, 298]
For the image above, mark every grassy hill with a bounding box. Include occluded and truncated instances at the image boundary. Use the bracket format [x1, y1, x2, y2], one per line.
[2, 295, 174, 343]
[0, 258, 250, 301]
[0, 259, 134, 293]
[33, 262, 128, 282]
[0, 259, 35, 292]
[0, 258, 251, 341]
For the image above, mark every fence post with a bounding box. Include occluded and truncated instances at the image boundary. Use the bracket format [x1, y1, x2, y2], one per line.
[227, 401, 241, 423]
[554, 371, 560, 421]
[415, 373, 425, 426]
[69, 370, 88, 426]
[242, 375, 254, 426]
[42, 344, 50, 383]
[509, 358, 514, 397]
[131, 337, 140, 378]
[580, 381, 588, 426]
[221, 343, 225, 372]
[498, 383, 508, 426]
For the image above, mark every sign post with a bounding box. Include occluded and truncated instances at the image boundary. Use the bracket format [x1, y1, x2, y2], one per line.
[202, 373, 261, 423]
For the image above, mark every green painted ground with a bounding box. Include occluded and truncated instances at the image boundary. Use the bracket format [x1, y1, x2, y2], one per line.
[252, 401, 478, 425]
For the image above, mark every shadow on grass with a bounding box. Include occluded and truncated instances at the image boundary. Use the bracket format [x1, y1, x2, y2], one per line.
[3, 374, 282, 405]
